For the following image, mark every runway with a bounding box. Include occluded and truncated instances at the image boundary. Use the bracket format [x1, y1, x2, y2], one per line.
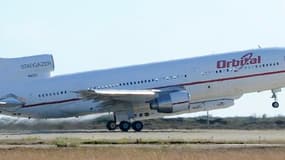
[0, 129, 285, 148]
[0, 129, 285, 160]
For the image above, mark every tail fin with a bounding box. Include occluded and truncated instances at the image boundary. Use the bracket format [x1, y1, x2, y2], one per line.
[0, 54, 55, 82]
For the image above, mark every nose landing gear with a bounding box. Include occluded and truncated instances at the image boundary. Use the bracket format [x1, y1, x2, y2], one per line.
[272, 101, 279, 108]
[271, 89, 281, 108]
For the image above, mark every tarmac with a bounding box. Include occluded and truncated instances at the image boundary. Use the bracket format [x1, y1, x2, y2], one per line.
[0, 129, 285, 148]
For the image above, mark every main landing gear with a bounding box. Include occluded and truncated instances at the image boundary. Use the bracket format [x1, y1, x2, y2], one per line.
[106, 121, 117, 131]
[271, 89, 281, 108]
[106, 120, 144, 132]
[106, 112, 144, 132]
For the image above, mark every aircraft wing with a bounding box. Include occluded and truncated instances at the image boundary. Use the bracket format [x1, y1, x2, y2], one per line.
[77, 89, 159, 103]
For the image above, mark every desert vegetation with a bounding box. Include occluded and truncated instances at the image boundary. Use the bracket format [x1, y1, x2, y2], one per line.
[1, 115, 285, 130]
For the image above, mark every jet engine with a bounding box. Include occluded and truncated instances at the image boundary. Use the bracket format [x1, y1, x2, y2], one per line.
[150, 90, 190, 113]
[0, 54, 54, 82]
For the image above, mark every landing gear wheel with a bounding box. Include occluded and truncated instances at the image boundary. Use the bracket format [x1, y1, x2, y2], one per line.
[271, 89, 281, 108]
[106, 121, 117, 131]
[119, 121, 131, 132]
[132, 121, 144, 132]
[272, 102, 279, 108]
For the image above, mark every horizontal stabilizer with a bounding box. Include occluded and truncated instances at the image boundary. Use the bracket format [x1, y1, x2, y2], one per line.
[0, 97, 23, 108]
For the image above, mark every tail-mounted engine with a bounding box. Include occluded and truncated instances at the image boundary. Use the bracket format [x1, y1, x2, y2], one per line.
[150, 90, 190, 113]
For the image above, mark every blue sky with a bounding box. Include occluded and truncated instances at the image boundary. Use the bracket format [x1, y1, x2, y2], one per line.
[1, 0, 285, 117]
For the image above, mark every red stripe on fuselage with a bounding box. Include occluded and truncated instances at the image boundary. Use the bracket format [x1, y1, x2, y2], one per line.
[23, 98, 81, 108]
[155, 69, 285, 89]
[22, 69, 285, 108]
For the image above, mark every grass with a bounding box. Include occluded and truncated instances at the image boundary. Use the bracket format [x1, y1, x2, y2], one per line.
[0, 146, 285, 160]
[52, 137, 81, 147]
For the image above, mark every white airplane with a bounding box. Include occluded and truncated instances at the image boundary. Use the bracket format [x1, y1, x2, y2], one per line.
[0, 48, 284, 132]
